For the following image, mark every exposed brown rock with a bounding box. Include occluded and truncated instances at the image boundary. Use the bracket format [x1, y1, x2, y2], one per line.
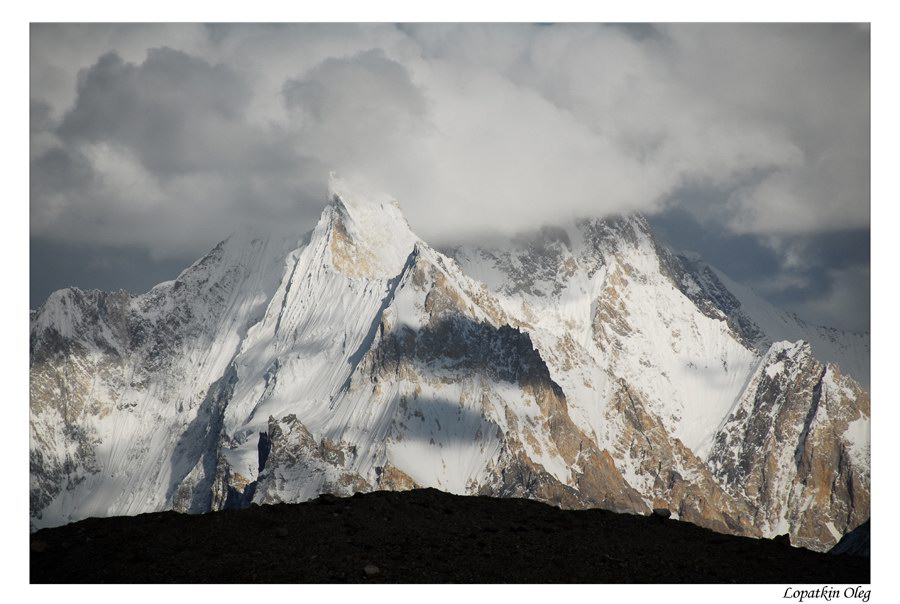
[377, 464, 420, 491]
[708, 343, 870, 551]
[604, 382, 758, 536]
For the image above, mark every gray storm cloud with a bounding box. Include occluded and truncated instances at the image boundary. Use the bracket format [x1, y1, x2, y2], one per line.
[29, 23, 870, 332]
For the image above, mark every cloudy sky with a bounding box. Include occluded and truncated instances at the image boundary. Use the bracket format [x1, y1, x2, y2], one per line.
[30, 23, 870, 332]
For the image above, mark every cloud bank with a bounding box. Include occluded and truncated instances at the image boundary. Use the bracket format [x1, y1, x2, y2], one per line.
[30, 23, 870, 331]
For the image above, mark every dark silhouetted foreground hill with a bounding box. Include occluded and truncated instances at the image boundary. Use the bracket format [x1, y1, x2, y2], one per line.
[829, 520, 870, 558]
[31, 489, 869, 583]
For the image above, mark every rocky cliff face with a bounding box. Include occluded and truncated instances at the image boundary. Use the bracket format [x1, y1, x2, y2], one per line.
[707, 341, 870, 550]
[30, 176, 869, 551]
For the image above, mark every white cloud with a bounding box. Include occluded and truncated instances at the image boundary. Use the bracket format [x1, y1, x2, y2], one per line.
[30, 23, 870, 257]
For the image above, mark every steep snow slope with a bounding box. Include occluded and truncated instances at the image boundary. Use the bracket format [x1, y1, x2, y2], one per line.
[446, 215, 869, 548]
[448, 217, 759, 459]
[210, 184, 422, 493]
[30, 232, 295, 528]
[210, 190, 646, 515]
[674, 253, 870, 389]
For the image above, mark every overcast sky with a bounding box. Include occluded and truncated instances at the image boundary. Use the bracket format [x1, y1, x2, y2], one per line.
[30, 23, 870, 332]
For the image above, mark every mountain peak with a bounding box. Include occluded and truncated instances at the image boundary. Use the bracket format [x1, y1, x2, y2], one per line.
[318, 173, 419, 279]
[328, 171, 401, 211]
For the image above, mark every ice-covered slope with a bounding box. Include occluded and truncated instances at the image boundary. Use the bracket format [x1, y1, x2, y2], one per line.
[30, 232, 296, 528]
[448, 217, 759, 459]
[30, 178, 869, 551]
[30, 179, 648, 528]
[673, 253, 870, 389]
[209, 180, 423, 498]
[446, 215, 869, 548]
[207, 188, 647, 515]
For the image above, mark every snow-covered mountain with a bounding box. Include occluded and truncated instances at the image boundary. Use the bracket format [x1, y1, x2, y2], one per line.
[30, 176, 869, 551]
